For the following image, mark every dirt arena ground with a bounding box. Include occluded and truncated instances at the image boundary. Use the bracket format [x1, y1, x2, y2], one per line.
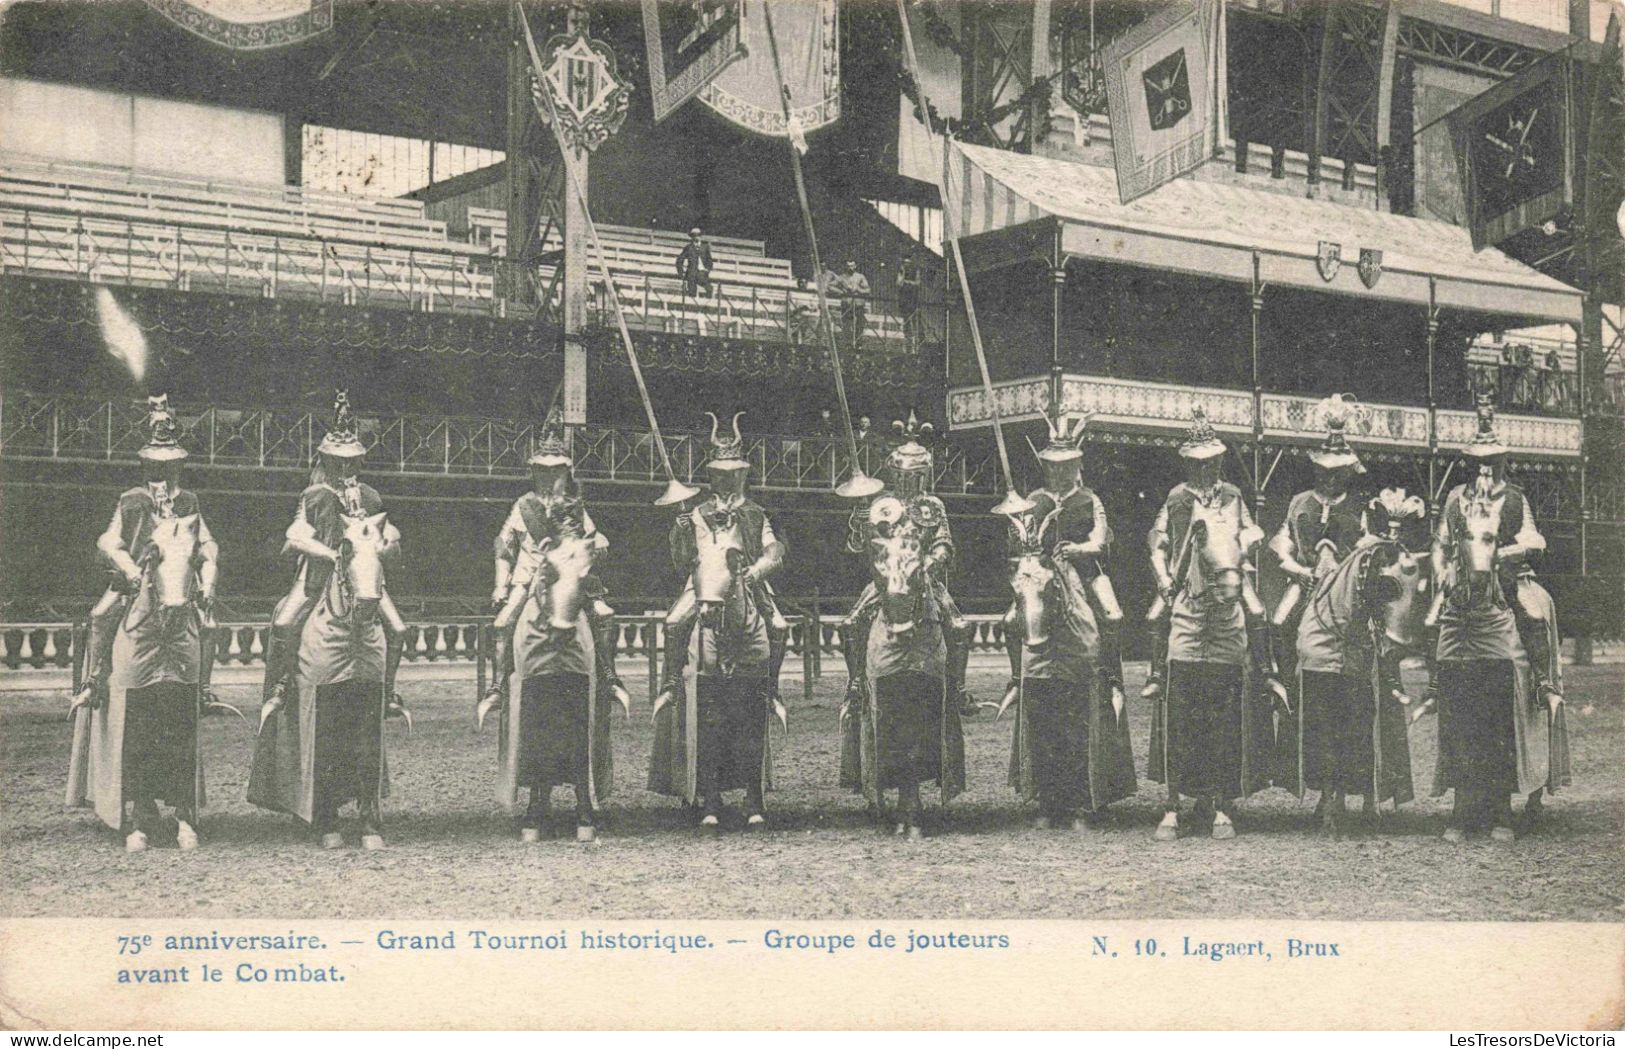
[3, 664, 1620, 921]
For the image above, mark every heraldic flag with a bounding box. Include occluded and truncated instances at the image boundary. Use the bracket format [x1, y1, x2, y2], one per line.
[1447, 51, 1574, 251]
[142, 0, 332, 49]
[698, 0, 841, 146]
[642, 0, 747, 123]
[1100, 0, 1227, 204]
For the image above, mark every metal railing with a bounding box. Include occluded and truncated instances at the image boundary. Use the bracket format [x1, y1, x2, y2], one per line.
[0, 613, 1019, 710]
[0, 391, 998, 495]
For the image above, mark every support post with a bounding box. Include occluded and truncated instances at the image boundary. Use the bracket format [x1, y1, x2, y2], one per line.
[561, 3, 590, 426]
[1426, 278, 1439, 517]
[1250, 252, 1265, 516]
[1050, 221, 1065, 421]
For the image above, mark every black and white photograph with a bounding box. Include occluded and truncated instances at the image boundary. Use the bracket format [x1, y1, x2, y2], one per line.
[0, 0, 1621, 1032]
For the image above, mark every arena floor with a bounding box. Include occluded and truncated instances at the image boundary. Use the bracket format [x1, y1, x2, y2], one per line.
[3, 665, 1620, 921]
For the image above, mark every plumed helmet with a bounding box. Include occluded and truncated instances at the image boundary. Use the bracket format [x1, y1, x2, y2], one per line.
[1178, 407, 1226, 461]
[1309, 394, 1368, 473]
[138, 394, 188, 462]
[528, 406, 572, 467]
[1463, 393, 1510, 459]
[1037, 411, 1089, 463]
[317, 389, 367, 459]
[704, 411, 749, 471]
[886, 410, 934, 477]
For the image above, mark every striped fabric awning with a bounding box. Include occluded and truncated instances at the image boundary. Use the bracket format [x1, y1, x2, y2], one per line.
[945, 140, 1582, 325]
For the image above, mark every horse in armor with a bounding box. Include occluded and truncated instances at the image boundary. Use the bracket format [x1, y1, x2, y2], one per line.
[483, 412, 625, 843]
[1145, 409, 1287, 842]
[650, 413, 787, 831]
[1427, 397, 1569, 842]
[840, 413, 976, 720]
[66, 396, 220, 852]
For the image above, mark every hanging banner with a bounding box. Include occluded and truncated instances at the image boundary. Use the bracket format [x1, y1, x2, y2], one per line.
[1447, 53, 1574, 251]
[641, 0, 747, 123]
[1100, 0, 1225, 204]
[698, 0, 840, 141]
[141, 0, 333, 50]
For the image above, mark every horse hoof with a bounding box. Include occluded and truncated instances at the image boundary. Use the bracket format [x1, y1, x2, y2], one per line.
[744, 813, 766, 831]
[1489, 825, 1516, 843]
[176, 822, 199, 851]
[320, 832, 345, 850]
[1153, 814, 1178, 842]
[699, 815, 721, 835]
[361, 834, 385, 851]
[576, 825, 597, 844]
[904, 824, 924, 842]
[1441, 826, 1465, 844]
[893, 822, 907, 837]
[1211, 818, 1236, 840]
[125, 831, 149, 853]
[520, 827, 542, 844]
[1031, 816, 1051, 831]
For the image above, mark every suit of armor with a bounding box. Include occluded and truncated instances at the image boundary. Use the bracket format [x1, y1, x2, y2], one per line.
[76, 482, 220, 706]
[999, 482, 1126, 702]
[841, 454, 974, 713]
[660, 491, 789, 697]
[1434, 477, 1561, 702]
[263, 477, 410, 705]
[1146, 479, 1279, 692]
[486, 488, 626, 709]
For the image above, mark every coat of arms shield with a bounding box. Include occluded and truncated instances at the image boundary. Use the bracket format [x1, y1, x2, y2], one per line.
[1359, 248, 1383, 289]
[1316, 241, 1342, 282]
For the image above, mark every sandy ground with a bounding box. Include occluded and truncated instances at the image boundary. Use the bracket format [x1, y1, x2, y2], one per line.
[3, 664, 1620, 921]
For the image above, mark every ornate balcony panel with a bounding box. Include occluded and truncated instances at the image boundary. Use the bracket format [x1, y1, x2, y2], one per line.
[1065, 376, 1254, 434]
[1436, 408, 1582, 457]
[1261, 393, 1430, 447]
[950, 372, 1583, 459]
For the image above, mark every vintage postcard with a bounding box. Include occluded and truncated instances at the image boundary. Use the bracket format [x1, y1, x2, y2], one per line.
[0, 0, 1621, 1032]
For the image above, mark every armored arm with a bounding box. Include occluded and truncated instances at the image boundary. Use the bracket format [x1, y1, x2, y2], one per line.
[1057, 497, 1108, 562]
[1498, 494, 1547, 563]
[195, 515, 219, 601]
[923, 503, 955, 581]
[491, 504, 526, 598]
[1270, 516, 1313, 581]
[669, 512, 698, 572]
[284, 496, 339, 564]
[1148, 504, 1174, 595]
[1237, 498, 1265, 564]
[95, 506, 142, 585]
[744, 514, 785, 584]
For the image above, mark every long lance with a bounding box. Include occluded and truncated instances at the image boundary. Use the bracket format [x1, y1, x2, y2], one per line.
[520, 4, 698, 507]
[893, 0, 1034, 518]
[759, 3, 882, 500]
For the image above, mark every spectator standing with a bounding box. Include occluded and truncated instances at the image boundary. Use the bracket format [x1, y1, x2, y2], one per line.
[834, 260, 871, 350]
[897, 253, 922, 345]
[676, 227, 714, 298]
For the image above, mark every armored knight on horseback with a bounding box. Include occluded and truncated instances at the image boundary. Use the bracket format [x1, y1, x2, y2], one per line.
[654, 413, 789, 718]
[67, 395, 219, 852]
[840, 412, 975, 719]
[998, 411, 1128, 718]
[482, 410, 623, 843]
[1428, 396, 1568, 842]
[260, 391, 410, 730]
[71, 396, 218, 719]
[999, 411, 1137, 829]
[650, 412, 787, 830]
[1270, 396, 1370, 647]
[1146, 409, 1287, 841]
[478, 409, 629, 733]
